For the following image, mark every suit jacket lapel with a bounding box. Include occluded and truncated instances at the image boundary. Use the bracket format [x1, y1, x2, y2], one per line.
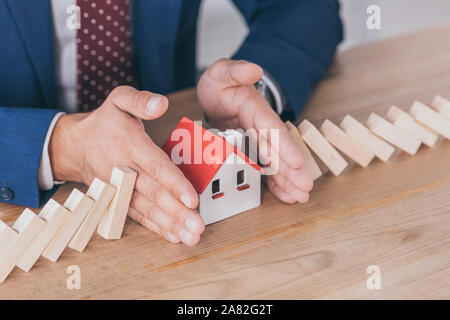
[132, 0, 182, 93]
[6, 0, 56, 107]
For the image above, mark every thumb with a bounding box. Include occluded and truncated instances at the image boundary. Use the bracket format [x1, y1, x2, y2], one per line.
[106, 85, 169, 120]
[210, 59, 263, 87]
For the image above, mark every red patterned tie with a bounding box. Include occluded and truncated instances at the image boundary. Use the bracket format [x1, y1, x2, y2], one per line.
[76, 0, 135, 111]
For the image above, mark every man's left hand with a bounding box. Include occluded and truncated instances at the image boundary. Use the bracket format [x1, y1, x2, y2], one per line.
[197, 59, 313, 204]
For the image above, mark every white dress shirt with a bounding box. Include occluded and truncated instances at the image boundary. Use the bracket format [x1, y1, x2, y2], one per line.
[39, 0, 76, 190]
[39, 0, 285, 191]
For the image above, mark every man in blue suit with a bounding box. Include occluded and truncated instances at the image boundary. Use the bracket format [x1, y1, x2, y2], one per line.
[0, 0, 342, 245]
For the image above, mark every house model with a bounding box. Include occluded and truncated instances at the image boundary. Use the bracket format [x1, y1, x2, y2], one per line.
[162, 117, 262, 225]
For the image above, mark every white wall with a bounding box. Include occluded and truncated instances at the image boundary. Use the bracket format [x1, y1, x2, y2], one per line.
[340, 0, 450, 49]
[197, 0, 248, 69]
[197, 0, 450, 68]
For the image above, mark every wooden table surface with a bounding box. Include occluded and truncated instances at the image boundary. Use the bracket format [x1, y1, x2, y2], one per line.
[1, 24, 450, 300]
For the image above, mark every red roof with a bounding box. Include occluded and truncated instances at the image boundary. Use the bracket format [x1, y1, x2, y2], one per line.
[162, 117, 262, 194]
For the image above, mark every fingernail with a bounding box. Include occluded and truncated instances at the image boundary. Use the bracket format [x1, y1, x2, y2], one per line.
[180, 194, 192, 208]
[147, 95, 163, 113]
[185, 217, 198, 233]
[167, 232, 179, 243]
[179, 229, 193, 244]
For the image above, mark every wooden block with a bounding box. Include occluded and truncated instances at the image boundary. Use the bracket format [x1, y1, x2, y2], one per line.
[367, 113, 421, 156]
[69, 178, 116, 252]
[98, 167, 137, 240]
[410, 101, 450, 140]
[320, 120, 375, 167]
[0, 209, 45, 282]
[43, 189, 94, 262]
[17, 200, 70, 272]
[285, 122, 322, 180]
[297, 120, 348, 176]
[340, 115, 395, 162]
[387, 106, 439, 147]
[432, 95, 450, 119]
[0, 221, 18, 260]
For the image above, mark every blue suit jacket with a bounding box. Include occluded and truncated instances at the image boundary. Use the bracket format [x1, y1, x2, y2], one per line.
[0, 0, 342, 208]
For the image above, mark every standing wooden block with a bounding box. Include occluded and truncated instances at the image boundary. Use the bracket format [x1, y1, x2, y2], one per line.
[17, 200, 70, 272]
[285, 122, 322, 180]
[297, 120, 348, 176]
[43, 189, 94, 262]
[0, 221, 18, 260]
[98, 167, 137, 240]
[320, 119, 375, 168]
[432, 95, 450, 119]
[410, 101, 450, 140]
[367, 113, 421, 156]
[387, 106, 439, 147]
[340, 115, 395, 162]
[0, 209, 45, 283]
[69, 179, 116, 252]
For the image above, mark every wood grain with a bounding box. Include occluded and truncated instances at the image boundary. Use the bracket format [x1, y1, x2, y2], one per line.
[0, 23, 449, 299]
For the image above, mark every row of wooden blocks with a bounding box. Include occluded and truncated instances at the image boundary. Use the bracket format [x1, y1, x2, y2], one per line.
[286, 95, 450, 179]
[0, 167, 137, 283]
[1, 95, 449, 283]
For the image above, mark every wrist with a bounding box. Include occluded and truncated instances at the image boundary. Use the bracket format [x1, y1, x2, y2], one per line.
[48, 113, 88, 182]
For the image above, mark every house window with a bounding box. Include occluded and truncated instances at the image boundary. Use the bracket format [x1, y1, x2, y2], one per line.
[236, 170, 250, 191]
[237, 170, 245, 186]
[212, 179, 224, 199]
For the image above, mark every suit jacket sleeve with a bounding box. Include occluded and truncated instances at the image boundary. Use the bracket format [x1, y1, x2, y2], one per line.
[0, 107, 60, 208]
[232, 0, 343, 116]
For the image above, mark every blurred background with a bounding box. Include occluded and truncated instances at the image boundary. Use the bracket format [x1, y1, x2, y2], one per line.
[197, 0, 450, 69]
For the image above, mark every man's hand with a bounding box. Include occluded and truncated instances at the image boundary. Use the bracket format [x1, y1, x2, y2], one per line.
[49, 86, 205, 245]
[197, 59, 313, 204]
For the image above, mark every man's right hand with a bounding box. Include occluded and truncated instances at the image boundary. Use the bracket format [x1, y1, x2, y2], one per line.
[49, 86, 205, 246]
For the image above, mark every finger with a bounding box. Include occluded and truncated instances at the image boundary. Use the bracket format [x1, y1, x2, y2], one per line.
[257, 128, 313, 192]
[130, 192, 200, 246]
[267, 177, 296, 204]
[277, 159, 314, 193]
[128, 207, 179, 244]
[134, 173, 205, 235]
[106, 85, 169, 120]
[136, 172, 205, 235]
[208, 59, 263, 87]
[253, 97, 304, 169]
[131, 138, 199, 210]
[130, 190, 181, 242]
[221, 84, 304, 169]
[272, 118, 305, 170]
[224, 84, 303, 170]
[271, 174, 310, 204]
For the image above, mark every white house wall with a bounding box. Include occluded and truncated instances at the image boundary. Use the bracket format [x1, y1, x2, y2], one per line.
[199, 153, 261, 225]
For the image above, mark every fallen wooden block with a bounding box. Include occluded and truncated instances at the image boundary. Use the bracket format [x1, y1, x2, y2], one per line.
[431, 95, 450, 119]
[98, 167, 137, 240]
[387, 106, 439, 147]
[285, 122, 322, 180]
[320, 119, 375, 168]
[17, 200, 70, 272]
[410, 101, 450, 140]
[0, 221, 18, 260]
[340, 115, 395, 162]
[43, 189, 94, 262]
[367, 113, 421, 156]
[0, 209, 46, 283]
[298, 120, 348, 176]
[69, 179, 116, 252]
